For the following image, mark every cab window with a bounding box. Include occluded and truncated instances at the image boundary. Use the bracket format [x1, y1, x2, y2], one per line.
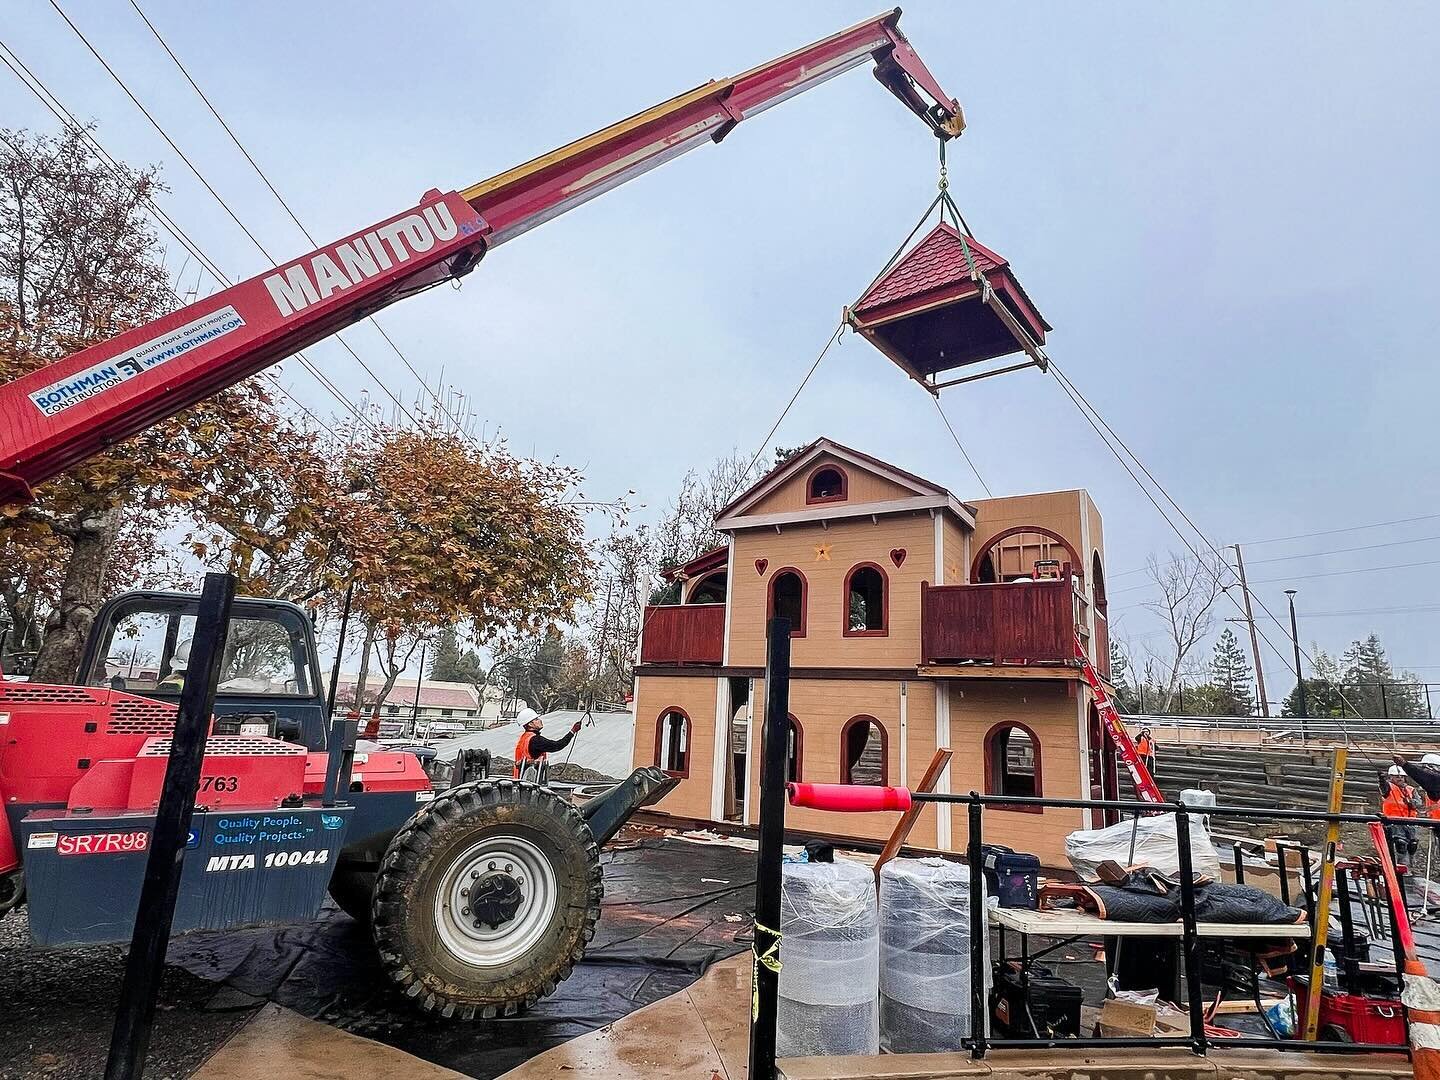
[89, 605, 314, 696]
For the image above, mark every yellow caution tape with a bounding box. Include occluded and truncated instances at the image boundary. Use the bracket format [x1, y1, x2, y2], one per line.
[751, 919, 782, 1021]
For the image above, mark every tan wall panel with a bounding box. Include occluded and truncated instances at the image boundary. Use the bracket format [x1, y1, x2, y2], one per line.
[744, 678, 919, 845]
[727, 513, 937, 669]
[942, 681, 1087, 867]
[747, 453, 921, 517]
[631, 674, 722, 818]
[941, 516, 970, 585]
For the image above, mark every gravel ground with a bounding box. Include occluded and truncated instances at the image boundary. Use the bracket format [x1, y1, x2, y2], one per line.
[0, 910, 261, 1080]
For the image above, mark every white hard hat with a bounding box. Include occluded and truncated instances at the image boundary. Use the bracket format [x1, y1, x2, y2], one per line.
[515, 707, 539, 728]
[1390, 764, 1407, 776]
[1422, 754, 1440, 767]
[171, 638, 192, 672]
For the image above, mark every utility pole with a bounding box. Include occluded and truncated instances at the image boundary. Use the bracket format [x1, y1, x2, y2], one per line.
[411, 642, 428, 738]
[1232, 544, 1270, 716]
[1285, 589, 1307, 735]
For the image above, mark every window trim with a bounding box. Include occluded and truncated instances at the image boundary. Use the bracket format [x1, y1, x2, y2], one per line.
[766, 567, 808, 638]
[983, 720, 1043, 813]
[786, 713, 804, 783]
[839, 714, 888, 785]
[804, 464, 849, 505]
[654, 706, 692, 778]
[842, 561, 890, 638]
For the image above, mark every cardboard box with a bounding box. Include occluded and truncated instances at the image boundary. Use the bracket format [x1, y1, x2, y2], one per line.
[1097, 1000, 1155, 1037]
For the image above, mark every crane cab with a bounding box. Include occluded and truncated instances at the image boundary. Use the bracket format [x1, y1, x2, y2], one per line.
[76, 590, 329, 751]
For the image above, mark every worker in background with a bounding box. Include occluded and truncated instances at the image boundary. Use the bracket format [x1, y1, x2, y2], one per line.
[157, 639, 191, 691]
[1380, 763, 1422, 880]
[512, 708, 581, 778]
[1395, 753, 1440, 821]
[1135, 726, 1156, 777]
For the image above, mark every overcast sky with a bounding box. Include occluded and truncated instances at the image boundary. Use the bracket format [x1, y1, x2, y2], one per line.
[5, 2, 1439, 698]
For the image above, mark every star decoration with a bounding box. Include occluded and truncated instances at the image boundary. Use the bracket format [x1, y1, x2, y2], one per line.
[946, 561, 962, 583]
[814, 544, 831, 562]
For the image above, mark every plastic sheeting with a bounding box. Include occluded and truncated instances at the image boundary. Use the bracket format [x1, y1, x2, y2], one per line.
[777, 857, 880, 1058]
[879, 856, 985, 1053]
[164, 835, 755, 1080]
[1065, 811, 1221, 882]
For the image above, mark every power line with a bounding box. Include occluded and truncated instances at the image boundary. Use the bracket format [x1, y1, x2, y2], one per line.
[124, 0, 473, 438]
[1109, 514, 1440, 580]
[1044, 358, 1383, 765]
[0, 38, 372, 438]
[45, 0, 424, 430]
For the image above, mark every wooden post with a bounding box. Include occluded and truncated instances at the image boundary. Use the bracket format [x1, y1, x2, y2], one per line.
[874, 748, 953, 881]
[1302, 747, 1348, 1041]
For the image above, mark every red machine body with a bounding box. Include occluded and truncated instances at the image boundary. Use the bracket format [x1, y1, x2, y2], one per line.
[0, 682, 430, 875]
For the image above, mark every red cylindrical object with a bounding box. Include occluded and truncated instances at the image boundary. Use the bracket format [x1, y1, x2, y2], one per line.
[786, 782, 912, 813]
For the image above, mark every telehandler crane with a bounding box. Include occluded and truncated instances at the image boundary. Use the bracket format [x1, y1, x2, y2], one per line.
[0, 10, 965, 1018]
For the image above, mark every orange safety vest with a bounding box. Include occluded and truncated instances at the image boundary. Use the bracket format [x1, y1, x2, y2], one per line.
[1135, 734, 1154, 756]
[513, 730, 540, 777]
[1383, 781, 1418, 819]
[1426, 795, 1440, 821]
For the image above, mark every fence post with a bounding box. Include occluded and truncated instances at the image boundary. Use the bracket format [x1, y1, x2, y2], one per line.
[967, 794, 987, 1060]
[1173, 805, 1208, 1056]
[747, 615, 791, 1080]
[104, 572, 236, 1080]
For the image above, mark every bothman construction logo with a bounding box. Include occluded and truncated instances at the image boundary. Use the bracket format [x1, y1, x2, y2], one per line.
[28, 306, 246, 417]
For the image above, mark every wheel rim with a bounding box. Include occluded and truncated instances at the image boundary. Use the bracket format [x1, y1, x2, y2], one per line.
[433, 834, 558, 967]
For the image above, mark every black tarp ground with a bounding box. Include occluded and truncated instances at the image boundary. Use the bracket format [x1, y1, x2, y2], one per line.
[166, 835, 756, 1080]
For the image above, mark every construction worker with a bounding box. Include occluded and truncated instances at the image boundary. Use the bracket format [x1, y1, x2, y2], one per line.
[1134, 726, 1156, 777]
[1380, 762, 1422, 874]
[157, 639, 191, 691]
[512, 708, 581, 778]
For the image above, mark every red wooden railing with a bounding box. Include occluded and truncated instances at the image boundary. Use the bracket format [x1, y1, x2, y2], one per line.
[921, 574, 1076, 666]
[639, 604, 725, 666]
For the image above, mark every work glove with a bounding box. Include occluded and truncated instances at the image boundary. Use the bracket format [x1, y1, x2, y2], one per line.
[571, 722, 582, 734]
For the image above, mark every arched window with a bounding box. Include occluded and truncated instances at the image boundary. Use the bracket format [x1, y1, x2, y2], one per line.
[841, 715, 888, 785]
[757, 713, 802, 782]
[687, 570, 727, 605]
[1091, 551, 1107, 617]
[984, 721, 1042, 811]
[806, 465, 848, 505]
[655, 707, 691, 777]
[971, 526, 1082, 584]
[844, 563, 888, 636]
[768, 568, 807, 638]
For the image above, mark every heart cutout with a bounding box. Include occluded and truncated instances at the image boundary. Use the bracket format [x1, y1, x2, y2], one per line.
[755, 558, 769, 575]
[889, 548, 907, 568]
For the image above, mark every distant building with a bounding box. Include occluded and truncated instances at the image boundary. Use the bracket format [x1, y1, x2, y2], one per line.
[334, 676, 506, 726]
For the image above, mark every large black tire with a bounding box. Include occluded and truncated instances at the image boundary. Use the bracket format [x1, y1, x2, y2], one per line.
[328, 865, 377, 924]
[372, 779, 601, 1019]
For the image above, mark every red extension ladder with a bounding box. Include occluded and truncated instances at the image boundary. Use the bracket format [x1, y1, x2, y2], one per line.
[1075, 635, 1164, 804]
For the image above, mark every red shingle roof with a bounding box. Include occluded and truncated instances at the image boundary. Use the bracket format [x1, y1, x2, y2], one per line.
[854, 223, 1009, 314]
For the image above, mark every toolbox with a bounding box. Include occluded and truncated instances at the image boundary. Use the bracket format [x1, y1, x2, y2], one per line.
[991, 962, 1083, 1038]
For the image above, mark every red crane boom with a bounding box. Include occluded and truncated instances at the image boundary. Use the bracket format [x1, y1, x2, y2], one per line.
[0, 9, 963, 504]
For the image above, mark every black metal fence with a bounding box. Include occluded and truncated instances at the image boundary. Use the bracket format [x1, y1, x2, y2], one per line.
[746, 619, 1416, 1080]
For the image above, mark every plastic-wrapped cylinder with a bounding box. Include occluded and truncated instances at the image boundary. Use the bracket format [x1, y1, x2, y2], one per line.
[776, 858, 879, 1057]
[879, 856, 983, 1053]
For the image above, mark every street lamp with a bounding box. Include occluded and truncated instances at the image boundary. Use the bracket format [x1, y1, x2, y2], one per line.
[1285, 589, 1308, 728]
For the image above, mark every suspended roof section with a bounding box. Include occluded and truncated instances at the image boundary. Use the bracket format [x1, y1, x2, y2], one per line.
[848, 222, 1050, 387]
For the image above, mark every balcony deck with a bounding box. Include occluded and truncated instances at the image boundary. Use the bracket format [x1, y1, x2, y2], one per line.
[921, 577, 1078, 668]
[640, 604, 725, 666]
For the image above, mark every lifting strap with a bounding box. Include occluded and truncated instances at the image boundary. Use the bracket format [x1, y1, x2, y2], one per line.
[1075, 634, 1164, 805]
